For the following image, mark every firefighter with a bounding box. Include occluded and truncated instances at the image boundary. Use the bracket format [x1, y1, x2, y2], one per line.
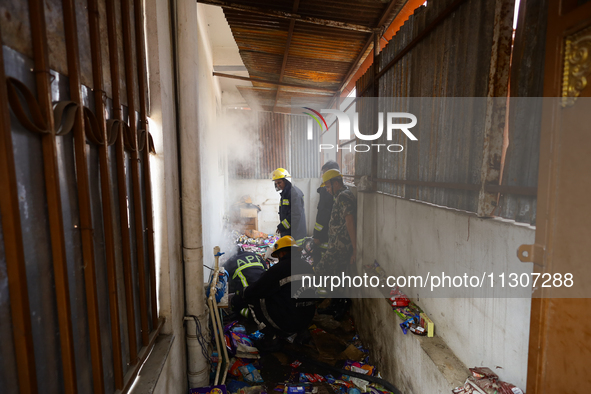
[271, 168, 307, 246]
[232, 236, 316, 346]
[223, 245, 266, 317]
[315, 169, 357, 319]
[312, 160, 340, 264]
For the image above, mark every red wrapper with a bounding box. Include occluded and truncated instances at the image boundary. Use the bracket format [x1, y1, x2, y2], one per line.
[469, 367, 499, 381]
[290, 360, 302, 369]
[496, 381, 523, 394]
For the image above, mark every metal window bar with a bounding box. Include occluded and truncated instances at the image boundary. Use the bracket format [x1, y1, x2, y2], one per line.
[0, 29, 38, 394]
[27, 0, 79, 392]
[1, 0, 162, 391]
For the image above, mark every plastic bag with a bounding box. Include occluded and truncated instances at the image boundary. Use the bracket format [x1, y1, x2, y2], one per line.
[238, 364, 264, 383]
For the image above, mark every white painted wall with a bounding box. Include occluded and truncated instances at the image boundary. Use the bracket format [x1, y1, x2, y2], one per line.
[142, 0, 229, 392]
[196, 3, 227, 273]
[227, 178, 322, 236]
[353, 192, 535, 391]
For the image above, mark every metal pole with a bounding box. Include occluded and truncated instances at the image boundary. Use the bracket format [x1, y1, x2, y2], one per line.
[0, 27, 39, 394]
[105, 0, 138, 364]
[133, 0, 159, 329]
[120, 0, 150, 346]
[28, 0, 78, 390]
[86, 0, 125, 386]
[61, 0, 106, 391]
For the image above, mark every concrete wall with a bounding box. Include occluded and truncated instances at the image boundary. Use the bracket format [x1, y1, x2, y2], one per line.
[142, 0, 228, 392]
[196, 3, 227, 272]
[228, 178, 322, 236]
[352, 192, 535, 392]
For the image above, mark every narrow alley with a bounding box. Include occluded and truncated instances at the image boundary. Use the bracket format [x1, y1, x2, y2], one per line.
[1, 0, 590, 393]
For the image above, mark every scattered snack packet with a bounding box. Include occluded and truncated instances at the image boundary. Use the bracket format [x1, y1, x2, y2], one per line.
[229, 358, 250, 377]
[290, 360, 302, 369]
[285, 386, 306, 394]
[238, 364, 264, 383]
[469, 367, 498, 381]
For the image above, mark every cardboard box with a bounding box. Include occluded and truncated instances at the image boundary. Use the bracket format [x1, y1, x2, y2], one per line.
[420, 312, 434, 337]
[240, 208, 259, 218]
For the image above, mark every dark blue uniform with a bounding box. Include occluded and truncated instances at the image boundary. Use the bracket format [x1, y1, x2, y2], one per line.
[223, 251, 266, 294]
[241, 253, 316, 335]
[277, 180, 307, 245]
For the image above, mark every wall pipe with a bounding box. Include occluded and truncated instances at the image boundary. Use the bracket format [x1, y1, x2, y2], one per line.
[174, 0, 210, 388]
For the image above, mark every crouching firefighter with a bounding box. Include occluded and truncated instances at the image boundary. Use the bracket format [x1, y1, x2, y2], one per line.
[271, 168, 307, 247]
[232, 236, 316, 347]
[223, 245, 266, 317]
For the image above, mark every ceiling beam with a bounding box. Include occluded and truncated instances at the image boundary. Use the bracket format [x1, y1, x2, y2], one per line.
[196, 0, 375, 33]
[272, 0, 300, 113]
[213, 72, 338, 92]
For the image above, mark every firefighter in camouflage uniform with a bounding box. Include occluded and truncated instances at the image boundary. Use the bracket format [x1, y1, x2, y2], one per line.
[315, 169, 357, 275]
[312, 161, 340, 264]
[315, 169, 357, 318]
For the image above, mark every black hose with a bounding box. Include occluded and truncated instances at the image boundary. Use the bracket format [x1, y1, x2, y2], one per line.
[283, 350, 402, 394]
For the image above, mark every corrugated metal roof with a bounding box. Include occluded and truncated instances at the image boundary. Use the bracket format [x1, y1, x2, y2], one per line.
[220, 0, 404, 112]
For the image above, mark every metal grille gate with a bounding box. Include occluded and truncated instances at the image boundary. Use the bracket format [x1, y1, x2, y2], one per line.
[0, 0, 161, 392]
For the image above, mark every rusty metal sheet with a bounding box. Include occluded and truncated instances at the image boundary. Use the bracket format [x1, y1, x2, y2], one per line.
[45, 0, 69, 76]
[291, 114, 320, 178]
[115, 0, 128, 106]
[356, 0, 521, 218]
[298, 0, 390, 26]
[99, 0, 113, 98]
[128, 0, 140, 111]
[498, 0, 548, 225]
[276, 89, 334, 112]
[0, 0, 34, 59]
[75, 0, 94, 89]
[228, 110, 319, 179]
[222, 0, 401, 110]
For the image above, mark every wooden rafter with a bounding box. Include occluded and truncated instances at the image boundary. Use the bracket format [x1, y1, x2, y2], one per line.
[272, 0, 300, 113]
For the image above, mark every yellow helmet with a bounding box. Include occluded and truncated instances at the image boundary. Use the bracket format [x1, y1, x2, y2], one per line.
[321, 169, 342, 187]
[271, 168, 290, 181]
[271, 235, 299, 257]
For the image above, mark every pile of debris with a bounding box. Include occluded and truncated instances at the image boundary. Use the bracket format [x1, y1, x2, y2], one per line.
[230, 229, 280, 260]
[194, 311, 401, 394]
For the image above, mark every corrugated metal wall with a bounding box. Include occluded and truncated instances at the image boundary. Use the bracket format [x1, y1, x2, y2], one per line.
[229, 110, 320, 179]
[291, 114, 321, 178]
[497, 0, 548, 224]
[0, 0, 159, 388]
[355, 0, 543, 224]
